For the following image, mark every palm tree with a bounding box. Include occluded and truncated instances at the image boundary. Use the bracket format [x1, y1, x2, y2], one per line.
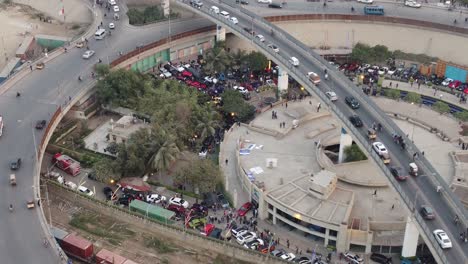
[230, 49, 246, 71]
[204, 48, 231, 75]
[149, 138, 180, 176]
[196, 110, 220, 139]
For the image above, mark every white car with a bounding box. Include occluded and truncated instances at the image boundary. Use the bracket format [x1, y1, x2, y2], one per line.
[169, 197, 189, 208]
[378, 67, 388, 75]
[433, 229, 452, 249]
[405, 0, 422, 8]
[146, 194, 167, 204]
[267, 43, 279, 53]
[357, 0, 373, 3]
[441, 78, 453, 86]
[280, 252, 296, 261]
[344, 252, 363, 263]
[234, 86, 248, 94]
[109, 23, 115, 29]
[174, 65, 185, 72]
[230, 17, 239, 24]
[82, 50, 95, 59]
[372, 142, 388, 156]
[108, 0, 116, 5]
[325, 91, 338, 101]
[65, 181, 77, 190]
[113, 5, 120, 12]
[258, 0, 272, 3]
[78, 185, 94, 196]
[236, 231, 257, 244]
[255, 34, 265, 42]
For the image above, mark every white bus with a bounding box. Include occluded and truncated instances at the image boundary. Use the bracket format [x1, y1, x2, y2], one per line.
[94, 29, 106, 40]
[0, 115, 4, 137]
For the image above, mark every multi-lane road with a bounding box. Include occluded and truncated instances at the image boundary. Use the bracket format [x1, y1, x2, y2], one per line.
[181, 0, 467, 263]
[0, 0, 467, 263]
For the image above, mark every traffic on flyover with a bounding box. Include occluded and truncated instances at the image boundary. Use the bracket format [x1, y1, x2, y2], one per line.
[0, 0, 467, 263]
[181, 0, 468, 263]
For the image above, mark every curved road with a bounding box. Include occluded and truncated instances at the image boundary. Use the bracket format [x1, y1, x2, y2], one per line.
[183, 0, 467, 263]
[0, 0, 467, 263]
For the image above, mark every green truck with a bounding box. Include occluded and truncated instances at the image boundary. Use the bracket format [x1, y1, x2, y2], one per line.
[129, 200, 175, 224]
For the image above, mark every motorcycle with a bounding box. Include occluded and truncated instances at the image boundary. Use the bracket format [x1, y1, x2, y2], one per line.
[16, 92, 21, 97]
[9, 204, 13, 212]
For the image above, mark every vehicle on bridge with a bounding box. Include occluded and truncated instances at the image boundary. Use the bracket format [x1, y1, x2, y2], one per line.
[409, 162, 418, 176]
[0, 115, 3, 137]
[367, 128, 377, 140]
[405, 0, 422, 8]
[9, 174, 16, 186]
[364, 5, 384, 15]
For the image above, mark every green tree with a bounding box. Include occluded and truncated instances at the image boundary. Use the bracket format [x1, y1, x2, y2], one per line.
[230, 49, 246, 71]
[174, 159, 221, 194]
[149, 138, 180, 176]
[244, 51, 268, 72]
[196, 110, 220, 139]
[92, 158, 118, 182]
[221, 90, 256, 122]
[454, 111, 468, 122]
[95, 64, 110, 77]
[350, 43, 372, 63]
[385, 89, 401, 100]
[432, 101, 450, 114]
[405, 92, 422, 104]
[203, 47, 231, 75]
[344, 144, 367, 162]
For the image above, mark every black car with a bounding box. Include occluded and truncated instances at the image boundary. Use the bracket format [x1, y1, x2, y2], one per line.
[390, 167, 408, 181]
[345, 96, 360, 109]
[349, 115, 363, 127]
[103, 187, 113, 200]
[420, 205, 435, 220]
[217, 192, 230, 209]
[209, 227, 222, 239]
[370, 253, 392, 264]
[10, 158, 21, 170]
[236, 0, 249, 4]
[35, 120, 46, 129]
[201, 192, 217, 208]
[268, 2, 282, 8]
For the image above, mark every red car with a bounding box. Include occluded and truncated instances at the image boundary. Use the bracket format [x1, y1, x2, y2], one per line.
[237, 202, 253, 217]
[200, 223, 215, 236]
[167, 204, 186, 215]
[182, 70, 193, 78]
[448, 80, 462, 89]
[241, 83, 254, 91]
[347, 63, 360, 72]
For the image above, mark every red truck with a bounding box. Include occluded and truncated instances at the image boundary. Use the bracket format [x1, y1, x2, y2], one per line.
[61, 234, 94, 262]
[52, 153, 81, 176]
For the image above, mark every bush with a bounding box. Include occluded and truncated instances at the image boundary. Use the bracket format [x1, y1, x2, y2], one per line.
[405, 92, 422, 104]
[432, 101, 450, 114]
[344, 144, 367, 162]
[384, 88, 401, 100]
[454, 111, 468, 122]
[127, 6, 179, 25]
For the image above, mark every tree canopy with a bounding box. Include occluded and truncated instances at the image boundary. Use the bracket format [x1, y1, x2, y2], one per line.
[174, 159, 221, 195]
[221, 89, 256, 123]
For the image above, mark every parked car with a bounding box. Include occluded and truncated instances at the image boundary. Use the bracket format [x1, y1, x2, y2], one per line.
[65, 181, 78, 190]
[238, 202, 253, 217]
[169, 197, 189, 208]
[405, 0, 422, 8]
[209, 227, 223, 239]
[188, 217, 207, 229]
[343, 252, 363, 263]
[236, 231, 257, 244]
[113, 5, 120, 12]
[420, 205, 435, 220]
[357, 0, 373, 3]
[370, 253, 392, 264]
[146, 193, 167, 204]
[390, 167, 408, 181]
[280, 252, 296, 261]
[236, 0, 249, 4]
[103, 187, 113, 200]
[167, 204, 186, 215]
[345, 96, 360, 109]
[35, 120, 46, 129]
[217, 192, 230, 208]
[244, 238, 264, 249]
[231, 226, 249, 238]
[78, 185, 94, 196]
[441, 78, 453, 86]
[349, 115, 363, 127]
[433, 229, 452, 249]
[448, 80, 462, 89]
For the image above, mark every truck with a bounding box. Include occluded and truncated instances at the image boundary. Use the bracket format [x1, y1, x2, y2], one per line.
[129, 200, 175, 224]
[52, 153, 81, 176]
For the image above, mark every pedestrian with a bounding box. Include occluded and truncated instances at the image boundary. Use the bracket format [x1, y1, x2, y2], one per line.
[391, 204, 395, 210]
[418, 82, 421, 89]
[422, 151, 425, 156]
[317, 102, 321, 112]
[100, 21, 103, 26]
[396, 83, 399, 89]
[225, 158, 228, 165]
[280, 122, 282, 128]
[295, 246, 298, 254]
[389, 81, 392, 87]
[299, 250, 302, 255]
[285, 102, 288, 108]
[373, 190, 377, 196]
[29, 65, 33, 71]
[286, 239, 290, 248]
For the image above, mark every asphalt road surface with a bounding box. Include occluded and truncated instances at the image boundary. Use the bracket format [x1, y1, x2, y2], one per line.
[1, 0, 468, 263]
[181, 0, 468, 263]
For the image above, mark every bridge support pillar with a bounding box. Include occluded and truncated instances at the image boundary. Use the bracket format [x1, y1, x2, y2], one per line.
[338, 127, 353, 164]
[216, 25, 226, 42]
[402, 216, 419, 258]
[278, 67, 288, 92]
[162, 0, 169, 17]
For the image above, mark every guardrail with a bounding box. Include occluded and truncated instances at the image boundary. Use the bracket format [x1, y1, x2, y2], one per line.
[179, 2, 467, 263]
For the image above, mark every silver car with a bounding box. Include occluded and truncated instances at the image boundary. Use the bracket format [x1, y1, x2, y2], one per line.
[82, 50, 95, 59]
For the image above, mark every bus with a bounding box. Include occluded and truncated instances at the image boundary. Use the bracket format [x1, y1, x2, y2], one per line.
[94, 28, 106, 40]
[0, 115, 3, 137]
[364, 6, 384, 15]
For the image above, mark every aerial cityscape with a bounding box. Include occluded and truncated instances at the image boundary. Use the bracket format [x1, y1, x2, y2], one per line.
[0, 0, 468, 263]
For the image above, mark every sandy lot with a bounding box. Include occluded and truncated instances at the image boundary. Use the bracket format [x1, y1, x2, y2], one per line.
[0, 1, 91, 70]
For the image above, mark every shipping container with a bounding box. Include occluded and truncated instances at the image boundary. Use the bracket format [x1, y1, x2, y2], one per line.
[129, 200, 175, 224]
[95, 249, 127, 264]
[61, 234, 94, 261]
[50, 226, 69, 244]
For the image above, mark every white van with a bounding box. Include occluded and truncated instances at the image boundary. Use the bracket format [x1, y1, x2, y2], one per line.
[230, 17, 239, 24]
[220, 11, 230, 19]
[289, 57, 299, 67]
[94, 28, 106, 40]
[210, 6, 220, 14]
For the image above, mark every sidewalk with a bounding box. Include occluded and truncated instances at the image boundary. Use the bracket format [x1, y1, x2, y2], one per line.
[381, 79, 468, 111]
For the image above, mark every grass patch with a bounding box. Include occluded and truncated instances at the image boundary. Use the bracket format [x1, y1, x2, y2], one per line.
[69, 211, 135, 245]
[213, 254, 253, 264]
[143, 235, 177, 254]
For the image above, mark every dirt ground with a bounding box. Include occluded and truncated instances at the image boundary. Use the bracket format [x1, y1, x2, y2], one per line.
[0, 1, 91, 69]
[46, 184, 252, 264]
